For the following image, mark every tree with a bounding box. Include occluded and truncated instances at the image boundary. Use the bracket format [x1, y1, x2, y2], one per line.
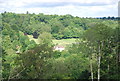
[82, 23, 115, 80]
[38, 32, 52, 46]
[8, 44, 53, 79]
[50, 19, 64, 34]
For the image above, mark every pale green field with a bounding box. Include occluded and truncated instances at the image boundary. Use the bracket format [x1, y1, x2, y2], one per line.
[27, 35, 77, 47]
[52, 38, 77, 47]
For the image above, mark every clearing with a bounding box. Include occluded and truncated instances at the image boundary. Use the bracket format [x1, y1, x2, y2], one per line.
[27, 35, 77, 47]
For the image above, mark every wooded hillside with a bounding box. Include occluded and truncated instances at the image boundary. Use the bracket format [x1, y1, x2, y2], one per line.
[1, 12, 120, 80]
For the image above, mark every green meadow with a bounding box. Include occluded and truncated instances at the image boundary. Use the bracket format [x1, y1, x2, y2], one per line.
[27, 35, 77, 47]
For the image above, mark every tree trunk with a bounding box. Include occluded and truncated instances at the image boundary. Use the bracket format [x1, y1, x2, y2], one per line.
[98, 45, 101, 81]
[90, 57, 94, 81]
[98, 54, 101, 81]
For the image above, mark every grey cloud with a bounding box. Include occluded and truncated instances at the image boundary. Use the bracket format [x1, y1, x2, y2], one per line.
[24, 2, 115, 8]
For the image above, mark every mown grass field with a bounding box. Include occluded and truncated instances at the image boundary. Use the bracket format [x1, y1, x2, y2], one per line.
[52, 38, 77, 47]
[27, 35, 77, 47]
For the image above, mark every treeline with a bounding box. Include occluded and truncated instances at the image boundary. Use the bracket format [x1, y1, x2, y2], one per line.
[1, 12, 120, 80]
[96, 16, 120, 20]
[1, 12, 117, 39]
[79, 16, 120, 21]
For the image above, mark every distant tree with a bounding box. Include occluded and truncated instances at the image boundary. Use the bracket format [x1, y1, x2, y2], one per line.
[33, 31, 39, 39]
[38, 32, 52, 46]
[26, 11, 29, 14]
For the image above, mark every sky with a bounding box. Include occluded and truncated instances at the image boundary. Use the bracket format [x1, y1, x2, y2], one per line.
[0, 0, 119, 17]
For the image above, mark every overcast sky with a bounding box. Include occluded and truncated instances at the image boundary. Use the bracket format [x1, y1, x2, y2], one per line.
[0, 0, 119, 17]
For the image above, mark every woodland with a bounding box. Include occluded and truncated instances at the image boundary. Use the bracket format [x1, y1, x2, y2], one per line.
[1, 12, 120, 80]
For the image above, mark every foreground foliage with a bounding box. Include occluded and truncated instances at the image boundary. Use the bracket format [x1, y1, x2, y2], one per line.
[1, 12, 120, 80]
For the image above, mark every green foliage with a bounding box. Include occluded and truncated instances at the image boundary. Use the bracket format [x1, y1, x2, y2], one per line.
[45, 53, 89, 79]
[14, 44, 53, 79]
[78, 23, 119, 79]
[1, 12, 119, 80]
[38, 32, 52, 46]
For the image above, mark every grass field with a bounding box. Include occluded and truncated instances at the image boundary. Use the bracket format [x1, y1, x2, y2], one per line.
[52, 38, 77, 47]
[27, 35, 77, 47]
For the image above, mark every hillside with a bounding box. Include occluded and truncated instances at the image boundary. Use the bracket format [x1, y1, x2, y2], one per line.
[1, 12, 119, 80]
